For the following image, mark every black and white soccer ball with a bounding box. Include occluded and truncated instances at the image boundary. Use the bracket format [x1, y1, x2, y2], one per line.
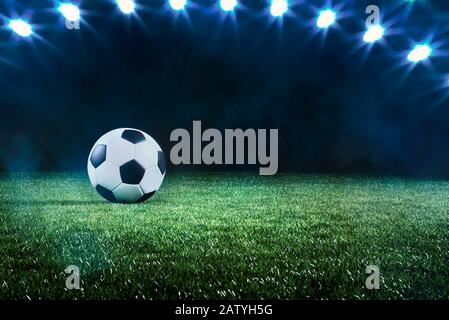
[87, 128, 166, 203]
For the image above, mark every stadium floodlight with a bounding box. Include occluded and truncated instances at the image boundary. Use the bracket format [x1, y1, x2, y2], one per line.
[58, 3, 81, 22]
[117, 0, 136, 14]
[169, 0, 187, 11]
[270, 0, 288, 17]
[407, 44, 432, 63]
[220, 0, 237, 12]
[363, 25, 385, 43]
[316, 9, 336, 29]
[9, 19, 33, 37]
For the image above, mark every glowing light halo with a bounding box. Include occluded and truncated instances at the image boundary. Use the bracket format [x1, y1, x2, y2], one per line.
[9, 19, 33, 37]
[117, 0, 136, 14]
[220, 0, 237, 12]
[270, 0, 288, 17]
[58, 3, 81, 22]
[407, 44, 433, 63]
[169, 0, 187, 11]
[316, 9, 336, 29]
[363, 24, 385, 43]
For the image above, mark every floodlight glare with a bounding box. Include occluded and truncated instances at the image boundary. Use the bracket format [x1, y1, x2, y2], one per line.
[316, 9, 336, 29]
[220, 0, 237, 12]
[9, 19, 33, 37]
[363, 25, 385, 43]
[270, 0, 288, 17]
[169, 0, 187, 11]
[117, 0, 135, 14]
[407, 44, 432, 63]
[58, 3, 81, 22]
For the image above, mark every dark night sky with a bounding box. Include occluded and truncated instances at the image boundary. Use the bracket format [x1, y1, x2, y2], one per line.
[0, 0, 449, 176]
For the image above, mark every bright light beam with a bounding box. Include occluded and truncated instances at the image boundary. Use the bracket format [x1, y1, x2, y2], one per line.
[270, 0, 288, 17]
[363, 25, 385, 43]
[407, 44, 433, 63]
[316, 9, 336, 29]
[169, 0, 187, 11]
[9, 19, 33, 37]
[117, 0, 136, 14]
[220, 0, 237, 12]
[58, 3, 81, 22]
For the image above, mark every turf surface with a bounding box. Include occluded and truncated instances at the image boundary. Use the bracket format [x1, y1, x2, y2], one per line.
[1, 173, 449, 300]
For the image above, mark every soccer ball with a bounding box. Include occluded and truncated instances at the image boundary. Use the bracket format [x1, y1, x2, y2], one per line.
[87, 128, 166, 203]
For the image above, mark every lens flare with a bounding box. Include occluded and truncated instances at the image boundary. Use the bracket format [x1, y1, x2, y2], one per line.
[407, 44, 432, 63]
[363, 25, 385, 43]
[117, 0, 136, 14]
[316, 9, 336, 29]
[9, 19, 33, 37]
[270, 0, 288, 17]
[220, 0, 237, 12]
[169, 0, 187, 11]
[58, 3, 81, 22]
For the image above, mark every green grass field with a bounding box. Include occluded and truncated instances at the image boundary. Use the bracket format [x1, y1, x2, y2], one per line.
[1, 172, 449, 300]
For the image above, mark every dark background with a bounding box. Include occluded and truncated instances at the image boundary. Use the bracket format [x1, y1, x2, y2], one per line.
[0, 0, 448, 175]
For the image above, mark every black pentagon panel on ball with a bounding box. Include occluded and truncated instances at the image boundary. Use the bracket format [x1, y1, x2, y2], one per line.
[157, 151, 166, 175]
[121, 129, 146, 144]
[90, 144, 107, 168]
[138, 191, 156, 203]
[120, 160, 146, 184]
[96, 185, 117, 203]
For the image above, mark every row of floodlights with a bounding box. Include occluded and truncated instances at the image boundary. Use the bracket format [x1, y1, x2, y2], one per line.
[6, 0, 433, 63]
